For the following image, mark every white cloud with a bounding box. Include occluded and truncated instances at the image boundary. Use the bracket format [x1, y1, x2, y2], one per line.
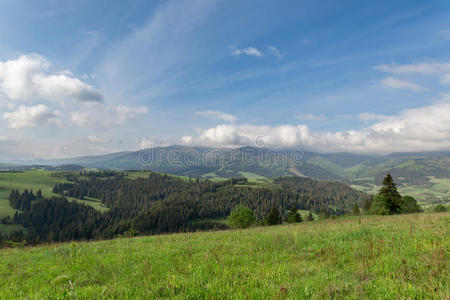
[0, 54, 102, 103]
[138, 136, 170, 149]
[3, 104, 60, 129]
[267, 46, 283, 59]
[196, 110, 237, 122]
[86, 135, 111, 144]
[113, 105, 148, 124]
[229, 46, 263, 57]
[70, 111, 92, 127]
[380, 77, 426, 92]
[181, 100, 450, 153]
[440, 73, 450, 84]
[374, 61, 450, 75]
[294, 113, 327, 121]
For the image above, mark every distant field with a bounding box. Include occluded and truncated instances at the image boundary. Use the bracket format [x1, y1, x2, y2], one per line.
[0, 170, 106, 219]
[0, 212, 448, 298]
[351, 176, 450, 207]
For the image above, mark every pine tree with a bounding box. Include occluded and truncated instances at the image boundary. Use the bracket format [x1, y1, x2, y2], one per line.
[379, 174, 402, 214]
[287, 205, 302, 223]
[267, 206, 281, 225]
[306, 210, 314, 221]
[352, 202, 360, 215]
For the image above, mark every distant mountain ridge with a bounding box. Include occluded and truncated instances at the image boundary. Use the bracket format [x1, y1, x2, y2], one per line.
[11, 146, 450, 184]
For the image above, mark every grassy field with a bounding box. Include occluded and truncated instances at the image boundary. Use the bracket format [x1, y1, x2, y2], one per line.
[0, 171, 65, 219]
[0, 212, 448, 299]
[0, 171, 106, 219]
[351, 176, 450, 207]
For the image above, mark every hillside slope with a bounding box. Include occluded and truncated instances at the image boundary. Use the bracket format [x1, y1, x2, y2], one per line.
[0, 213, 448, 299]
[9, 147, 450, 205]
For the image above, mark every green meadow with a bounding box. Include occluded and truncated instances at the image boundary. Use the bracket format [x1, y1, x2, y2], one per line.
[351, 176, 450, 207]
[0, 212, 448, 299]
[0, 171, 106, 220]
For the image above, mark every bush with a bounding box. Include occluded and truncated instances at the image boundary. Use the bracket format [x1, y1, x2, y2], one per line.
[433, 204, 447, 212]
[369, 194, 390, 215]
[227, 205, 256, 229]
[400, 196, 422, 213]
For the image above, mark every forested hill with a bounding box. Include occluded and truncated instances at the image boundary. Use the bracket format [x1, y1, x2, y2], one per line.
[6, 171, 368, 245]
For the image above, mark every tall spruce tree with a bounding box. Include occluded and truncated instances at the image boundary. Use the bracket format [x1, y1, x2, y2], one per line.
[379, 174, 402, 214]
[267, 206, 281, 225]
[352, 202, 360, 215]
[306, 210, 314, 221]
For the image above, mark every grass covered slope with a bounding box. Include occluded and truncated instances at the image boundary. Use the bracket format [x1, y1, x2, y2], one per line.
[0, 171, 106, 219]
[1, 213, 448, 299]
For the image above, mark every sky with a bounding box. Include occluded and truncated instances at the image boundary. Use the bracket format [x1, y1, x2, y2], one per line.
[0, 0, 450, 159]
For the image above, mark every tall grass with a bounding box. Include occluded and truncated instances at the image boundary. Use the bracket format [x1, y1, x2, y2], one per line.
[0, 213, 448, 299]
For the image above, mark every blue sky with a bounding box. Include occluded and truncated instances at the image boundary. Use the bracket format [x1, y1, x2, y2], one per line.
[0, 0, 450, 159]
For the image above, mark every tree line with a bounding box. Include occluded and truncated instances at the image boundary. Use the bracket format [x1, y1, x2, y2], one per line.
[1, 172, 369, 246]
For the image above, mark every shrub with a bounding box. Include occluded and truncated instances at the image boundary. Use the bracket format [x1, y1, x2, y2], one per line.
[400, 196, 422, 213]
[433, 204, 447, 212]
[227, 205, 256, 229]
[369, 194, 390, 215]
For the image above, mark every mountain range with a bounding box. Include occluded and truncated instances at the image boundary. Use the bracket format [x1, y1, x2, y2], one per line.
[7, 146, 448, 184]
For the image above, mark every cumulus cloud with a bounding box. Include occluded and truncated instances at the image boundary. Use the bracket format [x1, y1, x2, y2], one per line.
[196, 110, 237, 122]
[380, 77, 426, 92]
[374, 61, 450, 75]
[229, 46, 263, 57]
[0, 54, 102, 103]
[86, 135, 111, 144]
[3, 104, 60, 129]
[294, 114, 327, 121]
[181, 101, 450, 153]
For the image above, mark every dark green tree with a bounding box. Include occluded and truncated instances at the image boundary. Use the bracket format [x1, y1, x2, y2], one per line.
[369, 194, 390, 215]
[267, 206, 281, 225]
[306, 210, 314, 221]
[227, 205, 256, 229]
[400, 196, 422, 213]
[287, 205, 302, 223]
[379, 174, 402, 214]
[352, 202, 360, 215]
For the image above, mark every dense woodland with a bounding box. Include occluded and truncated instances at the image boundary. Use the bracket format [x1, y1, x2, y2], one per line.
[1, 171, 369, 246]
